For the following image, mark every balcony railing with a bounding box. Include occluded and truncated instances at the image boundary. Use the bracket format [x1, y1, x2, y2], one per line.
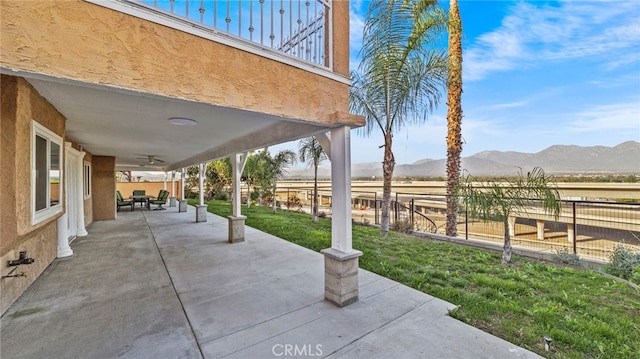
[133, 0, 332, 68]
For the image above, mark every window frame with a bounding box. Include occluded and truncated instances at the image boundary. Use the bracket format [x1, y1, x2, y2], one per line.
[83, 161, 92, 199]
[31, 121, 63, 225]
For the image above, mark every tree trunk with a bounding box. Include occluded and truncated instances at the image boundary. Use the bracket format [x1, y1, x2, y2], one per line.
[246, 183, 251, 208]
[445, 0, 463, 237]
[380, 134, 395, 237]
[312, 164, 319, 223]
[272, 184, 277, 213]
[502, 219, 512, 266]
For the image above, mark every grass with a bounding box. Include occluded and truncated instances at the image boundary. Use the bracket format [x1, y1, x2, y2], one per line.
[193, 200, 640, 358]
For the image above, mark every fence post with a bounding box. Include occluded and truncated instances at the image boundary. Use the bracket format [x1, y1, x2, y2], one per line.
[375, 192, 379, 225]
[395, 193, 399, 223]
[465, 208, 469, 240]
[410, 198, 415, 227]
[572, 201, 577, 255]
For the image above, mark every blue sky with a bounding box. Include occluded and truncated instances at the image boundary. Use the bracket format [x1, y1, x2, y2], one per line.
[272, 0, 640, 165]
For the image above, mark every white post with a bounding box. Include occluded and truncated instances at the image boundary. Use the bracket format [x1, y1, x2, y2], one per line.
[321, 126, 361, 307]
[196, 163, 207, 222]
[181, 168, 185, 200]
[232, 153, 242, 217]
[330, 126, 352, 252]
[57, 213, 73, 257]
[199, 163, 204, 205]
[76, 153, 87, 236]
[507, 216, 515, 237]
[169, 170, 177, 207]
[567, 226, 575, 243]
[536, 220, 545, 240]
[179, 167, 187, 213]
[228, 154, 246, 243]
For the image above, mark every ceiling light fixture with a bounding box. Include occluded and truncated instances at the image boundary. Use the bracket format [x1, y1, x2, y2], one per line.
[168, 117, 197, 126]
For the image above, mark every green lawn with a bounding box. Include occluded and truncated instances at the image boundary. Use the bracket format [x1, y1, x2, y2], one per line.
[193, 200, 640, 358]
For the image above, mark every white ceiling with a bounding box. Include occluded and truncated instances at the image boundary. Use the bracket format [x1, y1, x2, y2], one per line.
[19, 72, 333, 172]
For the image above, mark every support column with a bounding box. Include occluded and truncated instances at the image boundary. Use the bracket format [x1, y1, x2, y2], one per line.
[536, 220, 545, 240]
[57, 213, 73, 257]
[320, 126, 362, 307]
[507, 216, 516, 237]
[76, 154, 88, 236]
[169, 170, 177, 207]
[179, 167, 187, 212]
[228, 153, 246, 243]
[196, 163, 207, 222]
[567, 226, 575, 243]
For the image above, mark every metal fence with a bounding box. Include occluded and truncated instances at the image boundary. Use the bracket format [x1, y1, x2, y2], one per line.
[135, 0, 331, 67]
[274, 187, 640, 262]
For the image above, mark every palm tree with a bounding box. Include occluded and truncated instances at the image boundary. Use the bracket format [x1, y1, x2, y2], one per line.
[445, 0, 463, 237]
[260, 149, 297, 213]
[299, 136, 328, 222]
[242, 152, 261, 208]
[350, 0, 447, 236]
[457, 167, 561, 266]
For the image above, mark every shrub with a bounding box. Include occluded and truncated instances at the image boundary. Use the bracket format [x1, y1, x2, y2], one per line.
[553, 248, 583, 267]
[213, 192, 228, 201]
[286, 196, 303, 211]
[605, 244, 640, 280]
[391, 219, 414, 234]
[318, 211, 327, 218]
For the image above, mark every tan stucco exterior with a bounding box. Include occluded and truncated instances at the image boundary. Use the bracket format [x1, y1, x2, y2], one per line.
[0, 75, 66, 314]
[92, 156, 116, 221]
[0, 0, 360, 126]
[0, 0, 359, 315]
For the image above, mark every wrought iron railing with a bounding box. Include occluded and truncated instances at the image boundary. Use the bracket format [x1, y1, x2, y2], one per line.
[135, 0, 331, 68]
[271, 187, 640, 262]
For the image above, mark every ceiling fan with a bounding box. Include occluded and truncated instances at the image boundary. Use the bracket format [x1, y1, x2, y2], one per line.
[136, 155, 165, 165]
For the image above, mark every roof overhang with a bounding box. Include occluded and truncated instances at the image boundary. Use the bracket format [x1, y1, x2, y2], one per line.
[3, 68, 344, 172]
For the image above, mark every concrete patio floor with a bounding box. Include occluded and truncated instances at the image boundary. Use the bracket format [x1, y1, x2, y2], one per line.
[1, 205, 541, 358]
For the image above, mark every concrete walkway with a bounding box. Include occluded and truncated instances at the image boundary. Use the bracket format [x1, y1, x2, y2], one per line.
[1, 206, 541, 358]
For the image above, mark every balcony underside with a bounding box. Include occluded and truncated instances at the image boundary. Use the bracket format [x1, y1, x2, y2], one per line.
[0, 0, 362, 170]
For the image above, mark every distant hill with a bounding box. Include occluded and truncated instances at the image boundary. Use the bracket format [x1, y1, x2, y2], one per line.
[284, 141, 640, 179]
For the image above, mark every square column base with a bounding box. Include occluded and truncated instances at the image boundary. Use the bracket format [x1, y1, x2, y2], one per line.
[169, 197, 177, 207]
[321, 248, 363, 307]
[179, 200, 188, 212]
[228, 215, 247, 243]
[195, 205, 207, 222]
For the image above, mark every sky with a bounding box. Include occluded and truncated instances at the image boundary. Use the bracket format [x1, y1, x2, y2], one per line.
[272, 0, 640, 165]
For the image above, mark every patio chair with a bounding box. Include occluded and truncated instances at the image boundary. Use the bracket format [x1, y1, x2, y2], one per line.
[149, 190, 169, 210]
[132, 189, 146, 208]
[116, 191, 134, 211]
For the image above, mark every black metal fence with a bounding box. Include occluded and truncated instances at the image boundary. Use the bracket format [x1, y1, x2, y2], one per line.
[275, 187, 640, 262]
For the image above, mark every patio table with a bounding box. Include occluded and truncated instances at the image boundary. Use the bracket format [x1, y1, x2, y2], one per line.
[131, 195, 156, 210]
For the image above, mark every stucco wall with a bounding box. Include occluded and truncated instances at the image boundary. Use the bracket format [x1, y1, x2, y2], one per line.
[1, 75, 18, 248]
[0, 75, 65, 315]
[92, 156, 116, 221]
[0, 0, 356, 125]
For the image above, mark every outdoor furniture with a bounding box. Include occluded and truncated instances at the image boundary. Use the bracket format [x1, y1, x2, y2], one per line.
[132, 190, 147, 208]
[149, 190, 169, 210]
[116, 191, 134, 211]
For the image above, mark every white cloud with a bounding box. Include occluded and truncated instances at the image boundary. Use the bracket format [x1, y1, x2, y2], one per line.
[566, 101, 640, 133]
[464, 0, 640, 81]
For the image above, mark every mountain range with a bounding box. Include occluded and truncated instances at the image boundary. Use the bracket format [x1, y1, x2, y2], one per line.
[285, 141, 640, 179]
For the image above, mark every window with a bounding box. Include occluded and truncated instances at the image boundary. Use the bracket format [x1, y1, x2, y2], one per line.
[84, 161, 91, 199]
[32, 121, 63, 224]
